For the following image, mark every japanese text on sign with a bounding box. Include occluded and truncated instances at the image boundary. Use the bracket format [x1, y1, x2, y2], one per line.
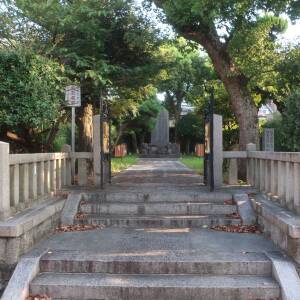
[65, 85, 81, 107]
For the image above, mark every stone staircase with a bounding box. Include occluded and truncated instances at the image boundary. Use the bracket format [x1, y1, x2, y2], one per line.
[28, 190, 281, 300]
[75, 190, 242, 228]
[30, 250, 280, 300]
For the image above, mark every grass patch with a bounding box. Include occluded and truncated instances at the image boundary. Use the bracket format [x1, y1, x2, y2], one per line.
[180, 155, 204, 175]
[111, 154, 138, 174]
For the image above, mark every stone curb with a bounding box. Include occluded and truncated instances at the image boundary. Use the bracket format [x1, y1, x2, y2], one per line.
[60, 193, 82, 225]
[233, 193, 256, 225]
[265, 251, 300, 300]
[1, 248, 49, 300]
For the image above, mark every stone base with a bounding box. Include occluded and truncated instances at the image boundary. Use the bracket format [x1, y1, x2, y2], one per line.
[139, 143, 180, 158]
[250, 194, 300, 264]
[0, 198, 65, 289]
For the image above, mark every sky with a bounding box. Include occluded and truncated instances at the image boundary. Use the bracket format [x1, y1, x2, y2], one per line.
[134, 0, 300, 45]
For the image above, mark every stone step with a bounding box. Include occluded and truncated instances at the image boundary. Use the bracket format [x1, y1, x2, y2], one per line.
[79, 202, 237, 216]
[75, 214, 241, 227]
[83, 191, 233, 204]
[40, 250, 272, 276]
[30, 273, 280, 300]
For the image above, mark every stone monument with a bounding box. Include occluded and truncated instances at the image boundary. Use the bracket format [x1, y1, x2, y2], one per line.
[151, 108, 170, 146]
[262, 128, 274, 152]
[140, 108, 180, 158]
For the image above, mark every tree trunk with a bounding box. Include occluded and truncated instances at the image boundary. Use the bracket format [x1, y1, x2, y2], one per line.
[131, 131, 138, 154]
[78, 103, 93, 152]
[173, 29, 259, 150]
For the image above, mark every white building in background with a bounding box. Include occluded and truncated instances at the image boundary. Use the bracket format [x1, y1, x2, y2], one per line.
[181, 101, 195, 116]
[258, 101, 278, 120]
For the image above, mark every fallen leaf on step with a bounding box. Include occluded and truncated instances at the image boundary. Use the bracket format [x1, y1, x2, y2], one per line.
[211, 225, 261, 234]
[26, 295, 51, 300]
[75, 212, 86, 220]
[55, 224, 105, 233]
[224, 199, 235, 205]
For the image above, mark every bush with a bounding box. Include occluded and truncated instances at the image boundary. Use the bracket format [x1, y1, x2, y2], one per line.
[282, 90, 300, 151]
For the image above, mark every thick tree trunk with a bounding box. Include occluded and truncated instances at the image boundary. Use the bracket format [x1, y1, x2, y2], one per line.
[173, 29, 259, 150]
[131, 131, 138, 154]
[78, 103, 93, 152]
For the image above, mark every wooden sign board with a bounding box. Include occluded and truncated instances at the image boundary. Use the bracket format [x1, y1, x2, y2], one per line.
[65, 85, 81, 107]
[205, 123, 210, 154]
[103, 121, 110, 154]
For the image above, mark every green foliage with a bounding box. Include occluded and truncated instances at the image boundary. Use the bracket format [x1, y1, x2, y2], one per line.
[281, 90, 300, 151]
[111, 155, 138, 174]
[0, 49, 67, 150]
[177, 113, 203, 142]
[180, 155, 204, 175]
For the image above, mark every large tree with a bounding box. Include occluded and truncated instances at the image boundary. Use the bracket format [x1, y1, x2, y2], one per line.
[149, 0, 299, 149]
[2, 0, 162, 151]
[156, 38, 212, 142]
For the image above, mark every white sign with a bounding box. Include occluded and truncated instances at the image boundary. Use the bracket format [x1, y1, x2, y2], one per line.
[65, 85, 81, 107]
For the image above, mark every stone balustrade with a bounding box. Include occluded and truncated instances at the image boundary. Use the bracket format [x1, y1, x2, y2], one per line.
[0, 142, 93, 219]
[248, 151, 300, 214]
[224, 144, 300, 214]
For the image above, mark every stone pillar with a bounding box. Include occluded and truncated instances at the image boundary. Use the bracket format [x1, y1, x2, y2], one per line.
[10, 164, 19, 208]
[270, 160, 278, 196]
[246, 143, 256, 185]
[285, 161, 293, 210]
[61, 144, 72, 186]
[0, 142, 10, 219]
[37, 161, 45, 196]
[213, 114, 223, 187]
[228, 159, 238, 185]
[93, 115, 101, 186]
[278, 160, 285, 204]
[29, 162, 37, 200]
[293, 163, 300, 213]
[19, 163, 29, 203]
[78, 159, 88, 186]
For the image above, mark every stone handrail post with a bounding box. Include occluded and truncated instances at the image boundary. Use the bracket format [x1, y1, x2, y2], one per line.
[246, 143, 256, 186]
[0, 142, 10, 219]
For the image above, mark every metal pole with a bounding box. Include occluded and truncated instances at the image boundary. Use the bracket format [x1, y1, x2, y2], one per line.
[108, 108, 112, 184]
[71, 106, 76, 185]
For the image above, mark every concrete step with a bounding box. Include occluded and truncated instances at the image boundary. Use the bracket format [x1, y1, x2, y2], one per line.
[75, 214, 241, 227]
[79, 202, 237, 216]
[30, 273, 280, 300]
[40, 250, 272, 276]
[83, 191, 233, 204]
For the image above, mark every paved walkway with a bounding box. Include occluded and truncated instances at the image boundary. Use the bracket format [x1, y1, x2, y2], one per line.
[112, 158, 204, 187]
[31, 158, 279, 257]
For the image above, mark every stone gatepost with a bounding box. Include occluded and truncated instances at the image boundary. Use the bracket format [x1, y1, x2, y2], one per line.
[0, 142, 10, 219]
[93, 115, 101, 186]
[213, 114, 223, 188]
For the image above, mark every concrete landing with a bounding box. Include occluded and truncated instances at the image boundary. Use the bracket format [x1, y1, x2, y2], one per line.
[32, 227, 279, 256]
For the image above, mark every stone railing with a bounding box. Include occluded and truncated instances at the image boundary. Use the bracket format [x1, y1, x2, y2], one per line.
[223, 150, 248, 184]
[0, 142, 93, 219]
[224, 143, 300, 214]
[248, 151, 300, 214]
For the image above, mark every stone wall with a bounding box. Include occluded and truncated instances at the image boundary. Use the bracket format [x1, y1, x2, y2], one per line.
[0, 198, 65, 291]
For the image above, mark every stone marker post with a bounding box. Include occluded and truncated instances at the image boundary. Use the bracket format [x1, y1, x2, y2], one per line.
[262, 128, 274, 151]
[93, 115, 101, 186]
[0, 142, 10, 219]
